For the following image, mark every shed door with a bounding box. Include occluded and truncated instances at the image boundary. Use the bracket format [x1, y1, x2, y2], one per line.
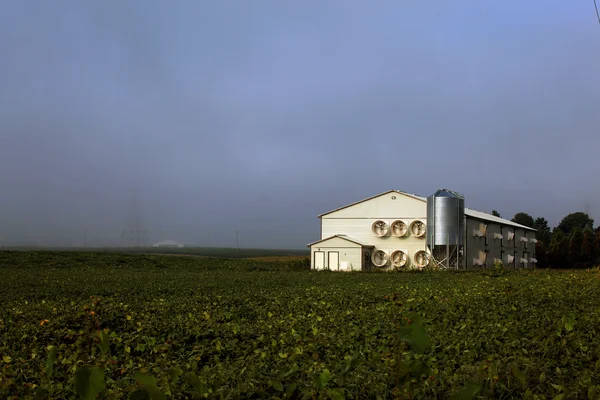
[314, 251, 325, 270]
[328, 252, 339, 271]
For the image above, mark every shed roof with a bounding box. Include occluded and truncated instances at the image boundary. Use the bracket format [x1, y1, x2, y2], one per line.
[318, 189, 535, 231]
[307, 234, 375, 248]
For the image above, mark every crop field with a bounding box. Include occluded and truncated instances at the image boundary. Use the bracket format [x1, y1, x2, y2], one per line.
[0, 246, 310, 259]
[1, 251, 600, 399]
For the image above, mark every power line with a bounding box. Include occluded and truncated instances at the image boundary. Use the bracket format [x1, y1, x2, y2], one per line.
[594, 0, 600, 24]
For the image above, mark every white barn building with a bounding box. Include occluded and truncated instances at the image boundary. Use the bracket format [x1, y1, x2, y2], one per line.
[308, 189, 536, 271]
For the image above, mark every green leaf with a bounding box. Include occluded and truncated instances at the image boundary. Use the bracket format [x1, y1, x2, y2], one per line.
[45, 347, 58, 379]
[551, 383, 563, 392]
[589, 386, 599, 400]
[269, 379, 283, 392]
[553, 394, 565, 400]
[397, 361, 410, 379]
[509, 362, 526, 385]
[451, 380, 482, 400]
[409, 360, 431, 378]
[398, 320, 430, 354]
[34, 388, 50, 400]
[75, 366, 105, 400]
[564, 316, 575, 332]
[539, 372, 546, 383]
[134, 372, 165, 400]
[97, 331, 110, 355]
[169, 367, 183, 383]
[186, 373, 205, 395]
[284, 383, 297, 399]
[342, 352, 361, 375]
[129, 388, 151, 400]
[317, 369, 331, 389]
[328, 388, 345, 400]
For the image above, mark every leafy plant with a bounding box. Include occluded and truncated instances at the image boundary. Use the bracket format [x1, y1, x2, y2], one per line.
[1, 251, 600, 399]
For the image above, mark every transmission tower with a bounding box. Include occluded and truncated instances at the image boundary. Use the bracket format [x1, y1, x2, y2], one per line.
[121, 192, 148, 247]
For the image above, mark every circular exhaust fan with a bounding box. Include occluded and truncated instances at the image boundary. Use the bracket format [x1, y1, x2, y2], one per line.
[371, 250, 389, 267]
[391, 250, 408, 268]
[410, 220, 426, 237]
[391, 220, 408, 237]
[371, 220, 389, 237]
[414, 250, 430, 269]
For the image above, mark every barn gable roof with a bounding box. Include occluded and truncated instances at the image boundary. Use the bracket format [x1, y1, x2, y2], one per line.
[317, 189, 535, 231]
[307, 235, 374, 248]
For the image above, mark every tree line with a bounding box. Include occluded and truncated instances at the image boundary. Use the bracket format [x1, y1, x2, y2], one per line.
[491, 210, 599, 269]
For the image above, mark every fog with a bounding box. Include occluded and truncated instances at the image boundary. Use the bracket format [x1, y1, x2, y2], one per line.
[1, 1, 599, 248]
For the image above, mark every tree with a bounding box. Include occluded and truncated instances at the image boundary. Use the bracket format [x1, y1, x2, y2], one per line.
[581, 228, 595, 268]
[533, 217, 552, 246]
[594, 231, 600, 266]
[556, 212, 594, 235]
[548, 230, 568, 268]
[491, 210, 501, 217]
[511, 212, 535, 228]
[535, 241, 549, 267]
[568, 228, 583, 268]
[533, 217, 549, 231]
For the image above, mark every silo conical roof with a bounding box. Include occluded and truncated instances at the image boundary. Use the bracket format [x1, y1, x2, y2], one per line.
[432, 189, 464, 199]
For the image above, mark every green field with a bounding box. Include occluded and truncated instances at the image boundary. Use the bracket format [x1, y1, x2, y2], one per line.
[1, 251, 599, 399]
[0, 246, 310, 259]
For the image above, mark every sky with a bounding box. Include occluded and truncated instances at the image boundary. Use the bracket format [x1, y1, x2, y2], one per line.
[1, 1, 599, 248]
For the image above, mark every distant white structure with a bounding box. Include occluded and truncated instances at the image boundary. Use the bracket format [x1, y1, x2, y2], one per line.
[152, 240, 184, 248]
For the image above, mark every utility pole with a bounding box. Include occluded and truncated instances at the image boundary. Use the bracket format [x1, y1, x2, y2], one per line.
[236, 230, 239, 252]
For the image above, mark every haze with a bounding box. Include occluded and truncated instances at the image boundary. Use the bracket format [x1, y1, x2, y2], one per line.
[1, 1, 599, 249]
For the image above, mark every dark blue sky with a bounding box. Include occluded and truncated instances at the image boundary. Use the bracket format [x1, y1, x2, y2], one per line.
[1, 1, 599, 248]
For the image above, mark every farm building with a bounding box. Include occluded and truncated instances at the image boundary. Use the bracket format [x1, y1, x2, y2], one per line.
[152, 240, 184, 248]
[308, 189, 537, 271]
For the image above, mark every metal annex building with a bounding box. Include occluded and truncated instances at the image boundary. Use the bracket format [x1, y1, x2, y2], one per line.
[308, 189, 537, 271]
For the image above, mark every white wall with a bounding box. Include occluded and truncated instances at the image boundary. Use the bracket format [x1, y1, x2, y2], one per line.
[310, 236, 363, 271]
[321, 192, 427, 269]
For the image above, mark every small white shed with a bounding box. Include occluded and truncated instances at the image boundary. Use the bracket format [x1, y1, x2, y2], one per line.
[307, 235, 373, 271]
[152, 240, 184, 248]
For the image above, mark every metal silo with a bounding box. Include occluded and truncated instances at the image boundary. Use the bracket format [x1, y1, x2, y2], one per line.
[426, 189, 465, 269]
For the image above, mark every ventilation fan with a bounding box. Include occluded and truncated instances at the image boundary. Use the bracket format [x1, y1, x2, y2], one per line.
[414, 250, 430, 268]
[391, 220, 408, 237]
[530, 258, 538, 264]
[371, 250, 389, 267]
[507, 232, 515, 241]
[520, 258, 528, 265]
[473, 258, 484, 266]
[371, 220, 389, 237]
[391, 250, 408, 268]
[493, 233, 503, 240]
[479, 251, 488, 263]
[530, 238, 538, 244]
[473, 251, 487, 266]
[410, 220, 426, 237]
[520, 236, 528, 243]
[507, 254, 515, 264]
[479, 223, 488, 236]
